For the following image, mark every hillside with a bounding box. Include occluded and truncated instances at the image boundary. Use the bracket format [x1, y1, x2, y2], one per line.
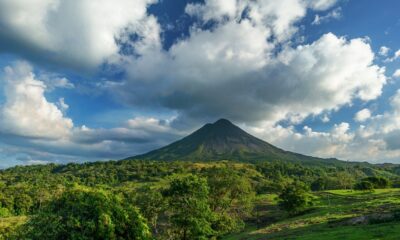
[130, 119, 343, 166]
[224, 189, 400, 240]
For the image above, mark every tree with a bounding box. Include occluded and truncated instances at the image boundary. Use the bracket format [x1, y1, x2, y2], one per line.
[362, 177, 389, 189]
[18, 187, 151, 240]
[163, 174, 214, 240]
[334, 172, 355, 190]
[206, 167, 255, 235]
[311, 177, 328, 191]
[354, 181, 374, 191]
[278, 181, 312, 215]
[13, 193, 33, 215]
[134, 185, 165, 235]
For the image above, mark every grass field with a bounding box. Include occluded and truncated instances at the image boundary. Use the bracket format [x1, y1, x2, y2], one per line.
[224, 189, 400, 240]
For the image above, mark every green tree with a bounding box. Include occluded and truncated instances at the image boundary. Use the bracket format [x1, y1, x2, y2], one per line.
[278, 181, 312, 215]
[206, 167, 255, 235]
[13, 193, 33, 215]
[362, 177, 389, 189]
[18, 187, 151, 240]
[135, 186, 165, 235]
[311, 177, 326, 191]
[163, 174, 214, 240]
[354, 181, 374, 191]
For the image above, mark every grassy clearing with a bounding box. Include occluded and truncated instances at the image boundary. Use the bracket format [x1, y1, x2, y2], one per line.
[224, 188, 400, 240]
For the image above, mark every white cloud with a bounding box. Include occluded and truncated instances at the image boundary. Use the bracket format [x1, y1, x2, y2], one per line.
[393, 69, 400, 78]
[321, 114, 330, 123]
[0, 61, 73, 139]
[379, 46, 390, 56]
[186, 0, 339, 43]
[247, 89, 400, 163]
[312, 7, 342, 25]
[395, 50, 400, 60]
[246, 121, 356, 160]
[0, 61, 187, 165]
[112, 0, 384, 126]
[308, 0, 339, 10]
[39, 73, 74, 90]
[118, 31, 386, 125]
[2, 0, 399, 165]
[385, 49, 400, 62]
[57, 98, 69, 112]
[0, 0, 159, 68]
[354, 108, 371, 122]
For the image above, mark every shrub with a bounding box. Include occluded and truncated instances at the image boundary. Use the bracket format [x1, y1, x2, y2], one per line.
[354, 181, 374, 191]
[362, 177, 389, 189]
[278, 181, 312, 215]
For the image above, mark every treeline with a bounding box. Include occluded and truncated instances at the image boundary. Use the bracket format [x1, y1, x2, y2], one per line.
[0, 160, 399, 239]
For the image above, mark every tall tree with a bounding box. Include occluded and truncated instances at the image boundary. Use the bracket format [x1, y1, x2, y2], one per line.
[206, 167, 255, 235]
[163, 174, 214, 240]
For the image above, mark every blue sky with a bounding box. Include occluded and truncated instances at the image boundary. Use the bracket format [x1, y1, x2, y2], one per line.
[0, 0, 400, 167]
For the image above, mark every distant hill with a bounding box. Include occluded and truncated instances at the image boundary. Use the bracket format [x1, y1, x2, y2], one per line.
[128, 119, 344, 166]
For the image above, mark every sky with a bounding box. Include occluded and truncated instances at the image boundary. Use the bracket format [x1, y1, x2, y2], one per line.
[0, 0, 400, 168]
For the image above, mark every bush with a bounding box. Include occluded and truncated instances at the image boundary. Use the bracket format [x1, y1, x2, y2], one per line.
[278, 182, 312, 215]
[311, 178, 328, 191]
[362, 177, 389, 189]
[354, 181, 374, 191]
[0, 207, 11, 217]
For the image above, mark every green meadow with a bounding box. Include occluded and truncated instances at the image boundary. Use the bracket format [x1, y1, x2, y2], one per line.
[225, 189, 400, 240]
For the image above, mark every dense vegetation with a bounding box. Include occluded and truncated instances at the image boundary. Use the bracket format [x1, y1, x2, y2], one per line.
[1, 160, 400, 239]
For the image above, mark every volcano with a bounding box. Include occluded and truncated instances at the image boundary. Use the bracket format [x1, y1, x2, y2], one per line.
[129, 119, 341, 165]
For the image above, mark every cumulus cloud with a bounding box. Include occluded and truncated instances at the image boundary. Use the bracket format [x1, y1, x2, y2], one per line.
[395, 50, 400, 60]
[186, 0, 338, 42]
[354, 108, 372, 122]
[246, 121, 358, 161]
[105, 0, 386, 127]
[321, 114, 330, 123]
[0, 0, 159, 69]
[249, 89, 400, 163]
[0, 61, 73, 139]
[118, 31, 386, 125]
[0, 62, 184, 165]
[379, 46, 390, 56]
[393, 69, 400, 78]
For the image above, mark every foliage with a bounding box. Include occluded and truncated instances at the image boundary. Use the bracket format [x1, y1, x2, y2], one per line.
[362, 177, 389, 189]
[134, 185, 165, 235]
[163, 174, 214, 240]
[17, 187, 151, 240]
[354, 181, 374, 191]
[206, 167, 255, 235]
[0, 160, 399, 238]
[278, 181, 313, 215]
[223, 188, 400, 240]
